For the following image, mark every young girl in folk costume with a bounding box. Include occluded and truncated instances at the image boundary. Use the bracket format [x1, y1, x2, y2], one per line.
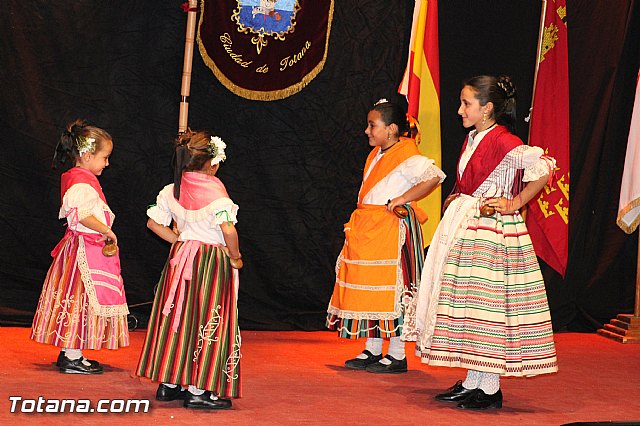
[403, 76, 558, 410]
[31, 119, 129, 374]
[137, 130, 242, 410]
[326, 99, 445, 373]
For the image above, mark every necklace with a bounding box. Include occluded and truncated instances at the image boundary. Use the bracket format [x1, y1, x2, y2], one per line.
[381, 139, 400, 153]
[477, 122, 497, 133]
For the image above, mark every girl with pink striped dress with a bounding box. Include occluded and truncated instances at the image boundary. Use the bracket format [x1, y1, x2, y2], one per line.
[31, 119, 130, 375]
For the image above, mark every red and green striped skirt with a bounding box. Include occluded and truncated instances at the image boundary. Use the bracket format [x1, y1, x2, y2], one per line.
[136, 241, 242, 398]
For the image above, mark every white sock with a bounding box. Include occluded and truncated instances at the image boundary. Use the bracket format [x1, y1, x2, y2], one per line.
[63, 348, 92, 367]
[187, 385, 205, 395]
[462, 369, 481, 389]
[386, 337, 405, 360]
[64, 348, 82, 360]
[356, 338, 383, 359]
[478, 372, 500, 395]
[187, 385, 219, 400]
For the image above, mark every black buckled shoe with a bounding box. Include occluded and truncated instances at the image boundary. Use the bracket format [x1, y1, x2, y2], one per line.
[156, 384, 187, 401]
[184, 391, 232, 410]
[365, 354, 408, 374]
[434, 380, 476, 402]
[56, 351, 100, 369]
[457, 389, 503, 410]
[58, 356, 104, 375]
[344, 350, 383, 370]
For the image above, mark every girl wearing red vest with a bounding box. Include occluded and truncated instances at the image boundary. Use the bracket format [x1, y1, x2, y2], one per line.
[403, 76, 558, 410]
[31, 119, 129, 375]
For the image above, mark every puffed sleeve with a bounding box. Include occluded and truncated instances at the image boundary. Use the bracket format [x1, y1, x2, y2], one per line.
[211, 198, 239, 228]
[521, 146, 556, 182]
[60, 183, 102, 220]
[400, 155, 446, 185]
[147, 185, 174, 226]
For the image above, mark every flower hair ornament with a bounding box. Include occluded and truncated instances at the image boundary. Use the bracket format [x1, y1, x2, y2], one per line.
[207, 136, 227, 166]
[76, 136, 96, 155]
[496, 80, 516, 99]
[374, 98, 389, 106]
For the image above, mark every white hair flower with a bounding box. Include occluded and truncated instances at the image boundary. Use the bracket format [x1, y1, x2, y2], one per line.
[207, 136, 227, 166]
[76, 136, 96, 155]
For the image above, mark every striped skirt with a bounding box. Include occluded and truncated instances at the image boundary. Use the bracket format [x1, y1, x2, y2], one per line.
[423, 212, 558, 377]
[136, 242, 241, 398]
[30, 234, 130, 350]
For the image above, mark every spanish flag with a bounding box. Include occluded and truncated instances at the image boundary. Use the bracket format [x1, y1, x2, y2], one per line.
[398, 0, 441, 246]
[526, 0, 570, 277]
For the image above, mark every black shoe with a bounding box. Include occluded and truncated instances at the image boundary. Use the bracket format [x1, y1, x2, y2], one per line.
[457, 389, 503, 410]
[156, 384, 187, 401]
[365, 354, 408, 374]
[344, 350, 383, 370]
[56, 351, 100, 369]
[184, 391, 232, 410]
[58, 356, 104, 375]
[434, 380, 476, 402]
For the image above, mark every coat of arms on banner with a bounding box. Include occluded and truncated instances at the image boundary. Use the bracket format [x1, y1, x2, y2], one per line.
[197, 0, 334, 101]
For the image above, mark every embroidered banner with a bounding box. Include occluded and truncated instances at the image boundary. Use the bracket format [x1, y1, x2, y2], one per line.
[197, 0, 334, 101]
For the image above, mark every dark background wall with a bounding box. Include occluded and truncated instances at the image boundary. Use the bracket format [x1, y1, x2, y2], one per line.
[1, 1, 639, 332]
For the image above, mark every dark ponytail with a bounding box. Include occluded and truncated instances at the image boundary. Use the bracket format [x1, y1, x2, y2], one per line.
[52, 119, 112, 169]
[172, 129, 214, 199]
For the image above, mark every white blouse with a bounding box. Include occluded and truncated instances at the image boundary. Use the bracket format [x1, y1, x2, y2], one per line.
[147, 184, 239, 246]
[59, 183, 114, 233]
[458, 125, 496, 177]
[361, 154, 446, 205]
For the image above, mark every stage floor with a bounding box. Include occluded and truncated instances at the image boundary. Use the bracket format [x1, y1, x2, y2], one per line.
[1, 328, 639, 425]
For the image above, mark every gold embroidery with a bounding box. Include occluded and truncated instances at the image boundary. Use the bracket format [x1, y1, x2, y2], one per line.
[540, 23, 558, 63]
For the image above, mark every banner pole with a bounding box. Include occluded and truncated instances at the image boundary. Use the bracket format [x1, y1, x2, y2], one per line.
[528, 0, 548, 142]
[178, 0, 198, 134]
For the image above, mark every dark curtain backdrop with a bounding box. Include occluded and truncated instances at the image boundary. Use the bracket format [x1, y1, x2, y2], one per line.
[0, 1, 638, 332]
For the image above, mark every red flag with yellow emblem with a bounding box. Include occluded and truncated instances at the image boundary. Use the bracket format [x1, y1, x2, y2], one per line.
[526, 0, 570, 277]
